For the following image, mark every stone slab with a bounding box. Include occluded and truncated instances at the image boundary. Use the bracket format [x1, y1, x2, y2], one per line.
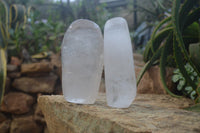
[1, 92, 35, 114]
[38, 94, 200, 133]
[12, 75, 58, 93]
[21, 62, 53, 74]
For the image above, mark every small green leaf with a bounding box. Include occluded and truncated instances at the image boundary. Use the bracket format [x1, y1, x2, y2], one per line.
[190, 76, 195, 81]
[49, 35, 57, 40]
[185, 86, 193, 93]
[190, 91, 196, 100]
[193, 72, 198, 76]
[172, 75, 181, 82]
[177, 83, 184, 91]
[179, 79, 185, 86]
[173, 69, 180, 74]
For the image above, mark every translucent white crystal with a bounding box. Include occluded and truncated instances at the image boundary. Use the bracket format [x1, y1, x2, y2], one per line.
[104, 17, 137, 108]
[61, 19, 103, 104]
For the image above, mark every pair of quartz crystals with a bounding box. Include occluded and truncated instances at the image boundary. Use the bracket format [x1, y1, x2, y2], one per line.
[61, 17, 137, 108]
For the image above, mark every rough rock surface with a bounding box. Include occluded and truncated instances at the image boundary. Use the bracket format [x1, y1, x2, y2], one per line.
[51, 53, 61, 67]
[10, 57, 22, 66]
[7, 64, 18, 72]
[133, 53, 143, 61]
[0, 112, 7, 123]
[0, 120, 11, 133]
[132, 53, 174, 94]
[1, 92, 34, 114]
[10, 116, 42, 133]
[38, 94, 199, 133]
[50, 52, 61, 79]
[5, 77, 11, 93]
[133, 53, 145, 67]
[34, 104, 45, 124]
[44, 126, 49, 133]
[21, 62, 53, 74]
[136, 66, 174, 94]
[7, 72, 21, 78]
[12, 75, 58, 93]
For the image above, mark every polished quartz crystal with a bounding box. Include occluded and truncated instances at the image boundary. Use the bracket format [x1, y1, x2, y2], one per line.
[61, 19, 103, 104]
[104, 17, 137, 108]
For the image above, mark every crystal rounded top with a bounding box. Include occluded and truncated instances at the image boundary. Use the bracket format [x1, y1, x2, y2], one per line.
[104, 17, 128, 31]
[67, 19, 101, 33]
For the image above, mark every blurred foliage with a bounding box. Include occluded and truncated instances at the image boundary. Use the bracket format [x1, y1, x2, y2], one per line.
[6, 0, 48, 5]
[0, 0, 113, 56]
[184, 103, 200, 112]
[133, 0, 172, 22]
[70, 0, 111, 30]
[8, 15, 66, 56]
[130, 0, 173, 49]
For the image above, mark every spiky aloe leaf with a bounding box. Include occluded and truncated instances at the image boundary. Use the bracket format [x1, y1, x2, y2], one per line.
[10, 4, 26, 29]
[0, 48, 6, 104]
[156, 0, 168, 12]
[150, 16, 172, 52]
[26, 6, 35, 24]
[151, 27, 173, 51]
[0, 0, 9, 48]
[173, 36, 196, 89]
[160, 33, 181, 97]
[189, 43, 200, 71]
[179, 0, 196, 30]
[172, 0, 200, 78]
[0, 22, 6, 48]
[184, 7, 200, 28]
[137, 46, 163, 85]
[183, 22, 200, 50]
[143, 41, 153, 62]
[143, 27, 173, 62]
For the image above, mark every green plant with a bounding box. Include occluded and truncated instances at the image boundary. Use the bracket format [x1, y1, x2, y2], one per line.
[172, 63, 200, 101]
[137, 0, 200, 100]
[0, 0, 30, 55]
[189, 43, 200, 71]
[23, 16, 66, 54]
[7, 8, 66, 56]
[0, 49, 6, 104]
[0, 0, 27, 104]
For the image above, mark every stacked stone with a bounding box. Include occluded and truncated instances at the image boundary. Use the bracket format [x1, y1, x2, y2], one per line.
[0, 53, 61, 133]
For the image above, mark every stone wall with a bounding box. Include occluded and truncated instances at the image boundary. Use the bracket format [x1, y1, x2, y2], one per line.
[0, 53, 62, 133]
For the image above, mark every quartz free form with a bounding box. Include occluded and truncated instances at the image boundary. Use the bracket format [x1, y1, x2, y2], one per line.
[61, 19, 104, 104]
[104, 17, 137, 108]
